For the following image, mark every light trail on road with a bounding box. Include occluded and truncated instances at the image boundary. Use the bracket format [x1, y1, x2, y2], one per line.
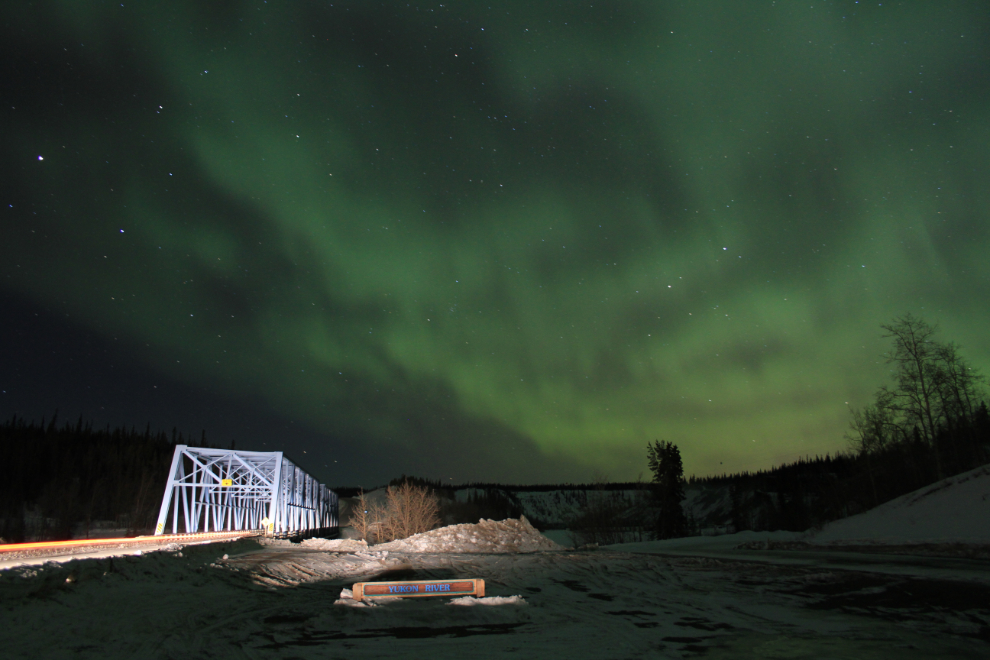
[0, 530, 261, 554]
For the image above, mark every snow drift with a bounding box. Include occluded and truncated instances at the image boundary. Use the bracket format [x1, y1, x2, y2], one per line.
[808, 463, 990, 545]
[373, 515, 563, 553]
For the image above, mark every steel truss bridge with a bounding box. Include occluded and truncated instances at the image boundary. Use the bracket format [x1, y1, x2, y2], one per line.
[154, 446, 338, 538]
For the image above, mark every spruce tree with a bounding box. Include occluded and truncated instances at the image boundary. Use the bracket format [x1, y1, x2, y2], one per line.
[647, 440, 688, 539]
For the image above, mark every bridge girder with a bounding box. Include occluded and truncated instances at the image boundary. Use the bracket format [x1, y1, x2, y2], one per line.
[153, 445, 338, 537]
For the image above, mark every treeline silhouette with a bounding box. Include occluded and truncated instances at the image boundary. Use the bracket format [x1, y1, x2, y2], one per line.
[336, 479, 653, 496]
[684, 314, 990, 534]
[685, 453, 862, 533]
[4, 315, 985, 543]
[679, 402, 988, 535]
[360, 315, 990, 538]
[338, 474, 527, 527]
[0, 413, 208, 542]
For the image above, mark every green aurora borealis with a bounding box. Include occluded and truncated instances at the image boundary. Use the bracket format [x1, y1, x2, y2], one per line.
[2, 1, 989, 485]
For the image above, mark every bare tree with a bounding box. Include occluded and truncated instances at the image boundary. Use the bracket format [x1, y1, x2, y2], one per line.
[880, 314, 946, 478]
[347, 483, 442, 544]
[846, 389, 899, 507]
[347, 491, 374, 541]
[384, 481, 442, 541]
[854, 313, 989, 487]
[934, 342, 985, 424]
[351, 482, 442, 544]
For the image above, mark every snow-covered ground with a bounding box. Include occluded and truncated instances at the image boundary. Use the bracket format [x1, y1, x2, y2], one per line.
[1, 467, 988, 659]
[2, 536, 987, 658]
[806, 463, 990, 545]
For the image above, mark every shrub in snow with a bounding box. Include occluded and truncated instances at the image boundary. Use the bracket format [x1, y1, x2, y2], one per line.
[348, 483, 441, 544]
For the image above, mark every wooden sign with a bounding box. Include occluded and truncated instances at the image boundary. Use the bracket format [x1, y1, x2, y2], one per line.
[352, 578, 485, 601]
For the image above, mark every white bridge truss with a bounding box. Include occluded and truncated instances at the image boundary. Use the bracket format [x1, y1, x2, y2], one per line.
[154, 445, 338, 538]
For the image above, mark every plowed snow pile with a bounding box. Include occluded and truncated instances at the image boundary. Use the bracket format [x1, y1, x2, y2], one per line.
[298, 538, 369, 552]
[374, 515, 562, 553]
[333, 588, 528, 608]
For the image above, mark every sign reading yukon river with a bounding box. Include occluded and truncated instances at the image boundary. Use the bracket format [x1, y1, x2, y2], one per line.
[352, 578, 485, 601]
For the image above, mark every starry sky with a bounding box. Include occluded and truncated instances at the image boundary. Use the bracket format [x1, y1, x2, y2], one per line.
[2, 1, 988, 487]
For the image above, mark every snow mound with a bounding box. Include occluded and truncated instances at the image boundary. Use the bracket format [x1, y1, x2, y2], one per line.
[809, 463, 990, 544]
[449, 595, 527, 606]
[374, 516, 563, 553]
[334, 587, 399, 607]
[332, 588, 527, 607]
[299, 538, 368, 552]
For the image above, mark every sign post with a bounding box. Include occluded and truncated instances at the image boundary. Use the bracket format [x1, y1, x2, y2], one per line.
[352, 578, 485, 601]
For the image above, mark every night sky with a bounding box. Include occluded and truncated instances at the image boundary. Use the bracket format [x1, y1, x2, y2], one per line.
[2, 2, 988, 487]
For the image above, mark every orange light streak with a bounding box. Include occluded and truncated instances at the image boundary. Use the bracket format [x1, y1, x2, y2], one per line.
[0, 530, 260, 553]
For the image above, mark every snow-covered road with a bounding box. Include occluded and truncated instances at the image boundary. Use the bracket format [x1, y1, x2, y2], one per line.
[4, 464, 990, 659]
[2, 539, 988, 659]
[614, 534, 990, 588]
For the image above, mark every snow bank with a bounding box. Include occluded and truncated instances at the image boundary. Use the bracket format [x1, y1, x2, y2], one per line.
[449, 595, 527, 606]
[334, 587, 397, 607]
[333, 588, 527, 607]
[808, 463, 990, 545]
[299, 538, 369, 552]
[232, 549, 409, 587]
[374, 515, 563, 553]
[610, 464, 990, 554]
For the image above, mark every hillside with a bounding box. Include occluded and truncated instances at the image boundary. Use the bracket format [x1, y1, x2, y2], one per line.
[808, 463, 990, 545]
